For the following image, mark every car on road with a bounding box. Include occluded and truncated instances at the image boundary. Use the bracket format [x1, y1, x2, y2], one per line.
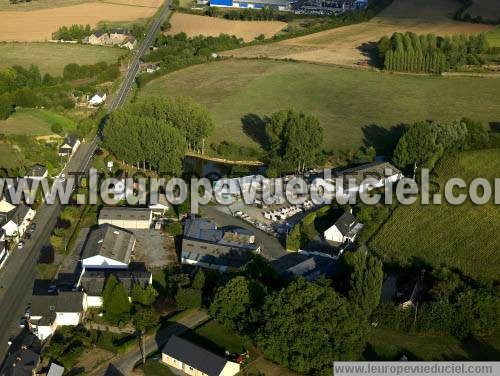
[17, 241, 25, 250]
[19, 318, 27, 328]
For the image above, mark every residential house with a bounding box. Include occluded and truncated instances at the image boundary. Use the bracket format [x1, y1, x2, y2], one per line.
[0, 331, 41, 376]
[24, 164, 48, 181]
[88, 31, 111, 45]
[162, 335, 240, 376]
[58, 134, 80, 157]
[145, 64, 160, 73]
[47, 363, 64, 376]
[98, 207, 153, 230]
[80, 224, 136, 269]
[274, 253, 340, 281]
[0, 203, 36, 241]
[121, 36, 137, 50]
[109, 29, 130, 44]
[88, 92, 107, 107]
[77, 268, 152, 308]
[29, 291, 86, 341]
[323, 209, 363, 245]
[182, 216, 260, 272]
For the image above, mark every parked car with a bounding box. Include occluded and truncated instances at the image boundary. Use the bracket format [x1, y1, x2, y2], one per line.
[17, 241, 25, 250]
[24, 305, 31, 318]
[24, 232, 32, 240]
[48, 285, 57, 294]
[30, 223, 37, 232]
[19, 318, 27, 328]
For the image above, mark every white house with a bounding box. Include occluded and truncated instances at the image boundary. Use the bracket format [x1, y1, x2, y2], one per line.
[121, 37, 137, 50]
[29, 291, 86, 341]
[323, 209, 363, 245]
[58, 134, 80, 157]
[162, 335, 240, 376]
[81, 224, 136, 269]
[77, 269, 152, 308]
[24, 164, 48, 181]
[1, 204, 36, 241]
[98, 207, 153, 230]
[88, 92, 107, 106]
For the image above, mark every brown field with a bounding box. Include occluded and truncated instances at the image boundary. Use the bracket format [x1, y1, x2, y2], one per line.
[166, 13, 286, 42]
[221, 0, 493, 66]
[0, 2, 158, 42]
[468, 0, 500, 21]
[101, 0, 163, 7]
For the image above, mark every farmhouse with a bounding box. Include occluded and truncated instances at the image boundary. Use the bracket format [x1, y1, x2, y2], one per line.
[78, 268, 152, 308]
[323, 209, 363, 245]
[182, 216, 260, 272]
[29, 291, 86, 341]
[98, 207, 153, 230]
[162, 335, 240, 376]
[81, 224, 136, 269]
[88, 31, 111, 45]
[210, 0, 291, 11]
[58, 134, 80, 157]
[87, 29, 137, 49]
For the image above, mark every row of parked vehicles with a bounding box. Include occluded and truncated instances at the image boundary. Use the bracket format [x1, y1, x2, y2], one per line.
[17, 222, 37, 250]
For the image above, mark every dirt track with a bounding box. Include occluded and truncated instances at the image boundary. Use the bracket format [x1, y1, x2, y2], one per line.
[167, 13, 286, 42]
[0, 2, 158, 42]
[221, 0, 494, 66]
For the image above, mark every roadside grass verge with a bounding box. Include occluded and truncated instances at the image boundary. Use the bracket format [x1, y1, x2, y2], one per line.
[0, 109, 76, 136]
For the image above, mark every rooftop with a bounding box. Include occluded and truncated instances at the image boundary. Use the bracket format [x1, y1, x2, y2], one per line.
[332, 211, 359, 237]
[333, 161, 402, 185]
[79, 268, 151, 296]
[99, 207, 152, 222]
[81, 224, 136, 264]
[25, 164, 47, 178]
[163, 335, 229, 376]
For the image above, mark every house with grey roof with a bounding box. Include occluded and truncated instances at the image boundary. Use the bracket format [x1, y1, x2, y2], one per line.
[58, 134, 80, 157]
[24, 164, 48, 180]
[81, 224, 136, 269]
[323, 209, 363, 245]
[29, 291, 86, 341]
[182, 217, 260, 272]
[162, 335, 240, 376]
[0, 331, 41, 376]
[77, 268, 152, 308]
[274, 253, 340, 281]
[98, 207, 153, 230]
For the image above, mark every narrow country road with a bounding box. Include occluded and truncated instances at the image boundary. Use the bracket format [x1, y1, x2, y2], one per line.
[0, 0, 172, 364]
[91, 310, 210, 376]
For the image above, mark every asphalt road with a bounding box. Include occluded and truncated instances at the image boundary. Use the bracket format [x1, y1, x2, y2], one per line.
[0, 0, 172, 363]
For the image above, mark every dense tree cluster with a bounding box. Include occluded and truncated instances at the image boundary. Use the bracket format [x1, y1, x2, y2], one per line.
[102, 275, 132, 325]
[378, 32, 489, 73]
[265, 109, 324, 176]
[52, 24, 92, 41]
[63, 61, 120, 82]
[373, 268, 500, 340]
[393, 118, 490, 170]
[104, 97, 214, 175]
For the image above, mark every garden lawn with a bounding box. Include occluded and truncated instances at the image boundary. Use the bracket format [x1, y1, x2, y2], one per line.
[182, 320, 245, 354]
[140, 59, 500, 154]
[0, 109, 76, 136]
[370, 149, 500, 282]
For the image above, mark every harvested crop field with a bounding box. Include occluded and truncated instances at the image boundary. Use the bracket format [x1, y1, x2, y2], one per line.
[0, 2, 158, 42]
[166, 13, 286, 42]
[0, 43, 125, 75]
[468, 0, 500, 22]
[221, 0, 493, 66]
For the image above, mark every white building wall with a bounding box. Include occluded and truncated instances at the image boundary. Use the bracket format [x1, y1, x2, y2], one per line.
[220, 361, 241, 376]
[87, 296, 103, 308]
[324, 225, 344, 243]
[55, 312, 81, 326]
[81, 255, 128, 269]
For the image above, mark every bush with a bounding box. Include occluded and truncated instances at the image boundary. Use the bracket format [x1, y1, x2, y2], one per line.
[51, 123, 63, 134]
[175, 288, 202, 309]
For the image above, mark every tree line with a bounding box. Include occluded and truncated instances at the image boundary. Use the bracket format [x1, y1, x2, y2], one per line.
[52, 23, 146, 41]
[103, 97, 215, 175]
[378, 32, 489, 74]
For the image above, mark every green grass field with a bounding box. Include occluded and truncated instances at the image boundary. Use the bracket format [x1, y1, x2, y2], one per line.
[0, 143, 25, 169]
[371, 149, 500, 282]
[486, 26, 500, 47]
[0, 109, 76, 136]
[367, 328, 500, 361]
[0, 42, 126, 76]
[182, 320, 245, 354]
[139, 59, 500, 153]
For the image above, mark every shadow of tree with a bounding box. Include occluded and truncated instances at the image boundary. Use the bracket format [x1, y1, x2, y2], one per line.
[361, 124, 406, 156]
[357, 41, 380, 67]
[460, 335, 500, 361]
[241, 114, 269, 151]
[489, 122, 500, 133]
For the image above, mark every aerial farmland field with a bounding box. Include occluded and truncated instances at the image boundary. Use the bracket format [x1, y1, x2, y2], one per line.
[370, 149, 500, 281]
[221, 0, 494, 66]
[0, 43, 126, 75]
[139, 59, 500, 153]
